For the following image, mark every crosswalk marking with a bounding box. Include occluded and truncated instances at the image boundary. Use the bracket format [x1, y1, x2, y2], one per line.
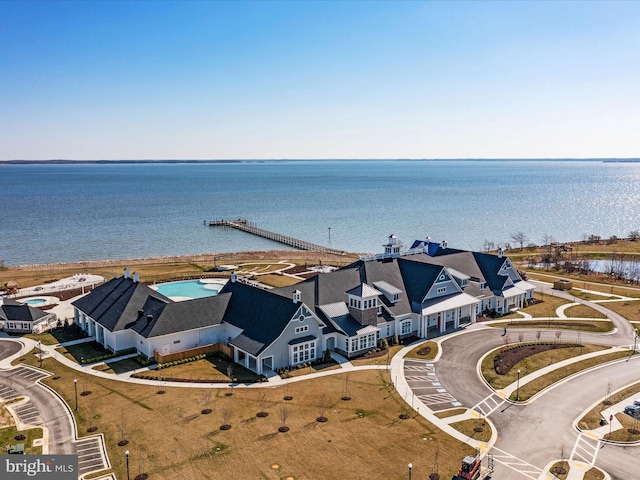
[472, 393, 506, 417]
[570, 433, 600, 466]
[490, 446, 543, 480]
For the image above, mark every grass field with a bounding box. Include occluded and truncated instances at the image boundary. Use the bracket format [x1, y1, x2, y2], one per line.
[0, 424, 43, 455]
[16, 352, 474, 480]
[500, 293, 571, 319]
[481, 344, 610, 390]
[489, 319, 614, 333]
[563, 304, 607, 319]
[578, 381, 640, 430]
[1, 250, 358, 289]
[509, 351, 631, 402]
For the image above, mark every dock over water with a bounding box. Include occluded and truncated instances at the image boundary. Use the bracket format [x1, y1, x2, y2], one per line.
[208, 219, 346, 255]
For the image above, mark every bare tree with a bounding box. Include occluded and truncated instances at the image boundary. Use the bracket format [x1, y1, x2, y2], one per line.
[542, 234, 555, 246]
[511, 232, 528, 249]
[341, 374, 351, 401]
[118, 411, 128, 446]
[518, 332, 524, 343]
[137, 446, 148, 480]
[555, 330, 562, 344]
[256, 393, 268, 417]
[629, 229, 640, 241]
[87, 401, 98, 432]
[604, 380, 613, 405]
[200, 391, 212, 414]
[535, 330, 542, 344]
[220, 408, 231, 430]
[317, 394, 329, 422]
[278, 406, 290, 432]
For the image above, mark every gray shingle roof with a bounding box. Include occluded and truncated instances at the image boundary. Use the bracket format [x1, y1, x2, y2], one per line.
[72, 277, 172, 332]
[220, 280, 301, 356]
[0, 300, 48, 322]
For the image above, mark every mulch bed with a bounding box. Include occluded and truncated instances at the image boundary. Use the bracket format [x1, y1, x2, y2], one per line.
[494, 343, 578, 375]
[256, 412, 268, 418]
[417, 346, 431, 356]
[316, 416, 328, 423]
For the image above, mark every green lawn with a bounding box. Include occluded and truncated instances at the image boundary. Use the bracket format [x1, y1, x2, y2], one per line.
[0, 425, 43, 455]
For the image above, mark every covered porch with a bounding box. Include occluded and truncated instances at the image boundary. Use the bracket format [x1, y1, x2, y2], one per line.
[418, 293, 479, 336]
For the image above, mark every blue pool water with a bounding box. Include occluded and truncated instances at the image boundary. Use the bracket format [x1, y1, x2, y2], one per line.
[152, 279, 226, 300]
[25, 298, 47, 305]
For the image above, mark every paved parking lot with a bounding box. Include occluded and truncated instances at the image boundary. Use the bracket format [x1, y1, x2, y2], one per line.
[76, 436, 110, 476]
[404, 359, 462, 411]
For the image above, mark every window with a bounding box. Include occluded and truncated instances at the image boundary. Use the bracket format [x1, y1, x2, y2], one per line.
[401, 321, 411, 335]
[351, 333, 377, 352]
[393, 293, 400, 302]
[291, 341, 316, 365]
[299, 315, 305, 322]
[437, 287, 447, 294]
[295, 325, 309, 334]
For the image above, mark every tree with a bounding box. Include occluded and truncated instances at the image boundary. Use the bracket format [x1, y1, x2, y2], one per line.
[256, 393, 268, 417]
[629, 229, 640, 241]
[510, 232, 528, 249]
[542, 234, 555, 246]
[278, 406, 290, 432]
[118, 411, 128, 446]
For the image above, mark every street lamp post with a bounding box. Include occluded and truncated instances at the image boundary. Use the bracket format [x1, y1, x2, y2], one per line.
[408, 463, 412, 480]
[74, 379, 78, 411]
[125, 450, 130, 480]
[516, 369, 521, 402]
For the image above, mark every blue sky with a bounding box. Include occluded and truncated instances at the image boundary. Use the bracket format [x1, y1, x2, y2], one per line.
[1, 1, 639, 160]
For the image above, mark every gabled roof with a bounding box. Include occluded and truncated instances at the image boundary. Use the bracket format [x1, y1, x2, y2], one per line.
[396, 258, 443, 308]
[132, 293, 232, 338]
[0, 300, 48, 322]
[220, 281, 302, 356]
[472, 252, 511, 293]
[72, 276, 172, 332]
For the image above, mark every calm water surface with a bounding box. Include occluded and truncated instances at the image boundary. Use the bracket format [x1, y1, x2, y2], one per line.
[1, 160, 639, 265]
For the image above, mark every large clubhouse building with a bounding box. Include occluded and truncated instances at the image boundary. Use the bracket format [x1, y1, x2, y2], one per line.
[72, 237, 535, 375]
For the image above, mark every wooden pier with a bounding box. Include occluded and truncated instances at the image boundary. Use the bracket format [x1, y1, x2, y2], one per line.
[208, 219, 346, 255]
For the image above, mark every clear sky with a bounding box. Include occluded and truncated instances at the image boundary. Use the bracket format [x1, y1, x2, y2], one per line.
[1, 0, 639, 160]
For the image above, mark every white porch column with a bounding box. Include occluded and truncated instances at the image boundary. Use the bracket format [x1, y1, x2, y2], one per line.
[471, 304, 477, 324]
[454, 308, 459, 329]
[439, 312, 446, 333]
[233, 348, 239, 363]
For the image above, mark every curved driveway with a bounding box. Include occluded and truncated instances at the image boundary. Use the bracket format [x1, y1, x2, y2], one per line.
[0, 338, 111, 477]
[429, 281, 639, 480]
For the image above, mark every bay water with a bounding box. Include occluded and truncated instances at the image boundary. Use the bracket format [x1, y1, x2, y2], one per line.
[1, 160, 639, 266]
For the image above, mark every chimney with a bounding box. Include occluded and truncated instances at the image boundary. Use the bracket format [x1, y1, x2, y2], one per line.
[124, 268, 130, 279]
[133, 272, 140, 283]
[293, 289, 301, 304]
[231, 272, 238, 283]
[498, 247, 503, 258]
[146, 314, 153, 324]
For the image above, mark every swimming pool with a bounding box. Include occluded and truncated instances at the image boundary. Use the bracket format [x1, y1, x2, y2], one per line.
[26, 298, 47, 305]
[151, 279, 227, 301]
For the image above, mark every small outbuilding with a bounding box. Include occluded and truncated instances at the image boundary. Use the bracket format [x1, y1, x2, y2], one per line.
[553, 279, 573, 290]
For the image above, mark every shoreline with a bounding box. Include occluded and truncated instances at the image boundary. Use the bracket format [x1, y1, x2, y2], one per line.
[7, 249, 360, 271]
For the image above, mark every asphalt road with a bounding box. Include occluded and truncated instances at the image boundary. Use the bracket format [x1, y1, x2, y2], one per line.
[0, 339, 76, 454]
[430, 281, 640, 480]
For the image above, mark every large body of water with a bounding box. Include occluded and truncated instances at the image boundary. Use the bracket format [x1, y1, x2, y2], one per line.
[1, 160, 639, 266]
